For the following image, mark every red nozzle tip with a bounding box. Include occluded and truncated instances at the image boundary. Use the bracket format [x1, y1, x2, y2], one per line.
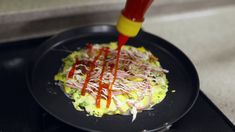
[118, 34, 129, 48]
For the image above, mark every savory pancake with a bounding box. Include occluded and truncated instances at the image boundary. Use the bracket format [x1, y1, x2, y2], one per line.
[55, 42, 168, 121]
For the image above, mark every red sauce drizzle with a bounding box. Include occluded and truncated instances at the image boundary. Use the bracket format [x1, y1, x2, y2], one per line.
[96, 48, 109, 108]
[86, 43, 93, 55]
[81, 48, 103, 96]
[106, 46, 122, 108]
[68, 59, 80, 78]
[68, 65, 76, 78]
[78, 42, 125, 108]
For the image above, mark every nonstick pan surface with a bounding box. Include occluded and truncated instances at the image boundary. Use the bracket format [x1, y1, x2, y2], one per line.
[26, 25, 199, 132]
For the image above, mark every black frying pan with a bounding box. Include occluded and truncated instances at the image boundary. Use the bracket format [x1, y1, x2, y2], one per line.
[26, 25, 199, 132]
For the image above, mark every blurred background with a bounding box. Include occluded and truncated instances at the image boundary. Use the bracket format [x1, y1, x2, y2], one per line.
[0, 0, 235, 125]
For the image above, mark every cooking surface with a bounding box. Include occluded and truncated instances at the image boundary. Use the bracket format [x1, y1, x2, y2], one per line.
[0, 37, 234, 132]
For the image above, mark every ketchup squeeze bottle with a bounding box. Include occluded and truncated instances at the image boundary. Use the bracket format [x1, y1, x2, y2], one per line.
[116, 0, 153, 49]
[105, 0, 154, 108]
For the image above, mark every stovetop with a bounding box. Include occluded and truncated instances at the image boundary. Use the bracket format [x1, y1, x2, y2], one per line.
[0, 37, 234, 132]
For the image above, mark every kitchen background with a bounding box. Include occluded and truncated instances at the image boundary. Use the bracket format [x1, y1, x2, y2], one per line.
[0, 0, 235, 125]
